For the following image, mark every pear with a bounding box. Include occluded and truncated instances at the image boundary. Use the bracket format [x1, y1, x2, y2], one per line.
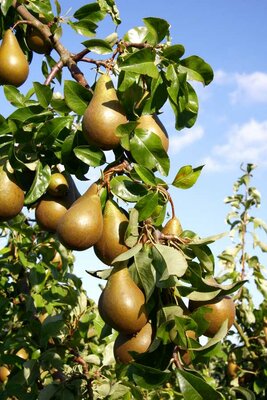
[35, 191, 75, 232]
[82, 74, 127, 150]
[0, 365, 10, 382]
[56, 191, 103, 251]
[0, 164, 24, 221]
[162, 216, 183, 236]
[0, 29, 29, 87]
[26, 26, 51, 54]
[137, 114, 169, 153]
[94, 199, 129, 265]
[47, 172, 69, 197]
[98, 264, 148, 334]
[114, 322, 153, 364]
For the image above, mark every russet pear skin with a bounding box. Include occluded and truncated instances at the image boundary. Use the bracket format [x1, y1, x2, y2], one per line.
[82, 74, 127, 150]
[0, 29, 29, 87]
[137, 114, 169, 153]
[0, 165, 24, 221]
[26, 26, 51, 54]
[56, 193, 103, 251]
[114, 322, 153, 364]
[98, 265, 148, 334]
[162, 216, 183, 236]
[94, 199, 129, 265]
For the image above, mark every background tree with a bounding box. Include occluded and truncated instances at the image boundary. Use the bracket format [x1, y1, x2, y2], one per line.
[0, 1, 259, 399]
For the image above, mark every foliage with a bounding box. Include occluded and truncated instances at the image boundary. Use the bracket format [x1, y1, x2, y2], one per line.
[0, 1, 262, 399]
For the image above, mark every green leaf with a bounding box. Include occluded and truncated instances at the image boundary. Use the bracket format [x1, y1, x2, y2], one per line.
[33, 82, 53, 108]
[68, 20, 98, 36]
[229, 387, 256, 400]
[162, 44, 185, 62]
[130, 129, 170, 176]
[82, 38, 113, 54]
[124, 26, 149, 43]
[110, 175, 147, 202]
[179, 56, 214, 85]
[1, 0, 13, 15]
[118, 48, 159, 79]
[176, 369, 224, 399]
[135, 192, 159, 221]
[125, 208, 140, 248]
[154, 244, 188, 279]
[98, 0, 121, 25]
[9, 106, 52, 123]
[143, 17, 170, 45]
[24, 162, 51, 205]
[3, 86, 27, 107]
[130, 363, 171, 389]
[112, 243, 143, 263]
[191, 244, 214, 273]
[132, 164, 157, 186]
[172, 165, 204, 189]
[64, 80, 92, 115]
[166, 64, 180, 105]
[74, 3, 105, 22]
[134, 246, 156, 300]
[36, 116, 73, 146]
[74, 145, 106, 167]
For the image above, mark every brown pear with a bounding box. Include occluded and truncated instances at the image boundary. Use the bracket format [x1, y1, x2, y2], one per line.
[47, 172, 69, 197]
[162, 216, 183, 236]
[137, 114, 169, 153]
[114, 322, 153, 364]
[82, 74, 127, 150]
[98, 264, 148, 334]
[0, 29, 29, 87]
[26, 26, 51, 54]
[56, 192, 103, 251]
[0, 365, 10, 382]
[0, 164, 24, 221]
[94, 199, 129, 265]
[35, 191, 75, 233]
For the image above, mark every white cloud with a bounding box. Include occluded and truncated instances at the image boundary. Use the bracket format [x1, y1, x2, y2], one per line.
[203, 119, 267, 171]
[169, 125, 204, 154]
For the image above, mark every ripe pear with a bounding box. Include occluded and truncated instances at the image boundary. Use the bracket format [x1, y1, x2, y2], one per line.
[16, 348, 29, 360]
[162, 216, 183, 236]
[94, 199, 129, 265]
[56, 191, 103, 251]
[0, 29, 29, 87]
[137, 114, 169, 153]
[0, 365, 10, 382]
[0, 164, 24, 221]
[98, 264, 148, 334]
[35, 191, 75, 232]
[114, 322, 153, 364]
[189, 295, 236, 337]
[82, 74, 127, 150]
[47, 172, 69, 197]
[26, 26, 51, 54]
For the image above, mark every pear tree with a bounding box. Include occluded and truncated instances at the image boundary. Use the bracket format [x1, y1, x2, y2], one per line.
[0, 0, 249, 399]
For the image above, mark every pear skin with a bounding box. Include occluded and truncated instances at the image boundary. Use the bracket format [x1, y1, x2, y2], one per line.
[47, 173, 69, 197]
[0, 29, 29, 87]
[82, 74, 127, 150]
[98, 264, 148, 333]
[56, 193, 103, 251]
[162, 216, 183, 236]
[114, 322, 153, 364]
[137, 114, 169, 153]
[0, 165, 24, 221]
[26, 26, 51, 54]
[94, 199, 129, 265]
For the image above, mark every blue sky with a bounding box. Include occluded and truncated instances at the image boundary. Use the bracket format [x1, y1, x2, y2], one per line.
[1, 0, 267, 301]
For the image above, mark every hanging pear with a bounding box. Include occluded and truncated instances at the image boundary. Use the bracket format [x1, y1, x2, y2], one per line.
[0, 29, 29, 87]
[137, 114, 169, 153]
[94, 199, 129, 265]
[0, 164, 24, 221]
[56, 190, 103, 251]
[98, 264, 148, 334]
[26, 26, 51, 54]
[162, 216, 183, 236]
[82, 74, 127, 150]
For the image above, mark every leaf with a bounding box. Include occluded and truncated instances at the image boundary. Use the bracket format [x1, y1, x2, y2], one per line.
[135, 192, 159, 221]
[134, 246, 156, 300]
[130, 363, 171, 389]
[33, 82, 53, 108]
[124, 26, 149, 43]
[193, 320, 231, 351]
[229, 387, 256, 400]
[68, 19, 98, 37]
[3, 86, 27, 107]
[112, 243, 143, 263]
[191, 244, 214, 273]
[179, 55, 214, 85]
[74, 145, 106, 167]
[1, 0, 13, 15]
[130, 129, 170, 176]
[154, 244, 188, 278]
[73, 3, 105, 22]
[24, 162, 51, 205]
[82, 38, 113, 54]
[118, 48, 159, 79]
[64, 80, 92, 115]
[176, 369, 224, 400]
[125, 208, 140, 248]
[36, 116, 73, 146]
[110, 175, 147, 202]
[143, 17, 170, 45]
[9, 106, 52, 123]
[133, 164, 157, 186]
[162, 44, 185, 62]
[98, 0, 121, 25]
[172, 165, 204, 189]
